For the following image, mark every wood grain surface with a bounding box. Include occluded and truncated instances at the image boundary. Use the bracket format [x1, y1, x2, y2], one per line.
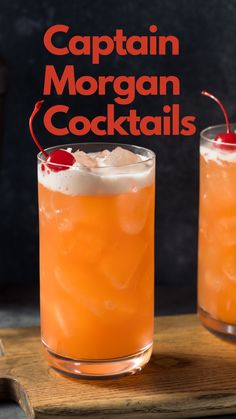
[0, 314, 236, 418]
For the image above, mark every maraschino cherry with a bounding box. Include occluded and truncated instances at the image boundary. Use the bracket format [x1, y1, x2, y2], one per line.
[201, 91, 236, 150]
[29, 100, 75, 171]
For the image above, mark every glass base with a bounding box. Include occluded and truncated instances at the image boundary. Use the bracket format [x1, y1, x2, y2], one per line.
[43, 343, 153, 379]
[198, 306, 236, 342]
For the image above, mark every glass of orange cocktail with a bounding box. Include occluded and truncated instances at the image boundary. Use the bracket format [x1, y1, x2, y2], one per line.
[38, 142, 155, 377]
[198, 125, 236, 338]
[198, 91, 236, 338]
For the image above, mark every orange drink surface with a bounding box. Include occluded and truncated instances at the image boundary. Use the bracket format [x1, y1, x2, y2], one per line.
[198, 137, 236, 326]
[38, 144, 155, 363]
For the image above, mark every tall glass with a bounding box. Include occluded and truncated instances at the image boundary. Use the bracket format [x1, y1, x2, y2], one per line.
[38, 143, 155, 377]
[198, 125, 236, 339]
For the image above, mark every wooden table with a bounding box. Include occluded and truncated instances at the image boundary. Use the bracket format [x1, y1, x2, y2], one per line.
[1, 314, 236, 418]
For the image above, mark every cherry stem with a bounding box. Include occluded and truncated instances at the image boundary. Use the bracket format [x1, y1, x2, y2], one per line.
[29, 100, 48, 158]
[201, 91, 231, 133]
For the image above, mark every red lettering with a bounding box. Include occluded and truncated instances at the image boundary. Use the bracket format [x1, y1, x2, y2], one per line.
[93, 36, 114, 64]
[180, 116, 196, 136]
[107, 104, 128, 135]
[98, 76, 115, 95]
[140, 116, 162, 135]
[114, 76, 135, 105]
[44, 105, 69, 136]
[113, 29, 127, 55]
[136, 76, 157, 96]
[76, 76, 98, 95]
[69, 116, 91, 135]
[91, 116, 107, 135]
[159, 76, 180, 95]
[44, 24, 69, 55]
[159, 36, 179, 55]
[172, 104, 180, 135]
[126, 36, 148, 55]
[69, 36, 90, 56]
[127, 109, 141, 135]
[44, 65, 76, 95]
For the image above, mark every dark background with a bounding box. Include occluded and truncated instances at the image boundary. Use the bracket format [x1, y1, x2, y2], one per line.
[0, 0, 235, 315]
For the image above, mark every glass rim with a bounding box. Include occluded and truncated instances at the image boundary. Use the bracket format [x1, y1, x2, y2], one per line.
[37, 142, 156, 170]
[200, 123, 236, 147]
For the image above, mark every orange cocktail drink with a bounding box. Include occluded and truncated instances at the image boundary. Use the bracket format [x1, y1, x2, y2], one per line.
[38, 143, 155, 377]
[198, 124, 236, 338]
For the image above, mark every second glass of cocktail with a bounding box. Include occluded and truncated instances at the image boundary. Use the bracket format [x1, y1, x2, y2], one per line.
[198, 91, 236, 339]
[38, 143, 155, 377]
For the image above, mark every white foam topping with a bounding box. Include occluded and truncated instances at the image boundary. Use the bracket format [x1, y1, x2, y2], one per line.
[200, 142, 236, 164]
[38, 147, 155, 195]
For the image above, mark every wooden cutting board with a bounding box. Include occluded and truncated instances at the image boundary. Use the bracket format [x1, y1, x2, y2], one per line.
[1, 314, 236, 419]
